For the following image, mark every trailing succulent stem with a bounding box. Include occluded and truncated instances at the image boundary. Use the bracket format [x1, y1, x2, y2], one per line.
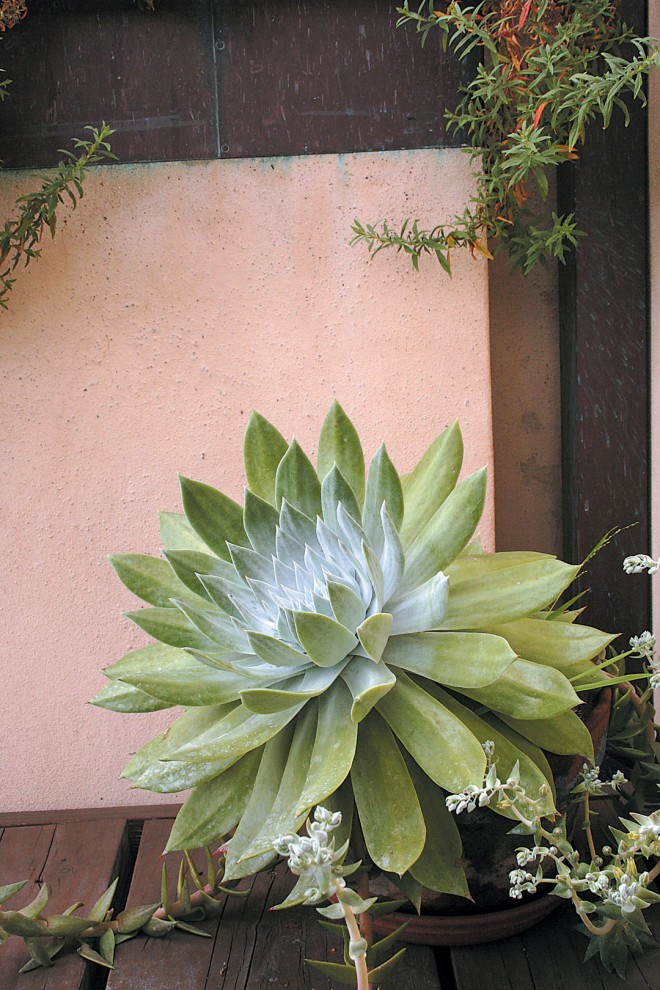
[447, 748, 660, 978]
[0, 847, 246, 973]
[95, 400, 614, 904]
[0, 125, 116, 309]
[352, 1, 660, 274]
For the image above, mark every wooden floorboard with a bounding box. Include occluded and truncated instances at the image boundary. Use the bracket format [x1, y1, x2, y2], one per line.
[0, 817, 129, 990]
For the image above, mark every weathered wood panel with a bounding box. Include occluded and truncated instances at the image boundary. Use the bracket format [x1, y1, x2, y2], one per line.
[0, 818, 128, 990]
[558, 0, 649, 644]
[0, 0, 217, 167]
[0, 0, 463, 166]
[215, 0, 464, 158]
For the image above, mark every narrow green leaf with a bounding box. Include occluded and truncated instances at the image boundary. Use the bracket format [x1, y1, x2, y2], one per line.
[499, 708, 594, 759]
[243, 411, 288, 504]
[305, 959, 357, 986]
[167, 702, 303, 764]
[0, 881, 27, 906]
[351, 711, 426, 876]
[368, 946, 408, 984]
[160, 511, 209, 551]
[240, 664, 343, 714]
[404, 756, 469, 897]
[485, 617, 616, 669]
[165, 748, 263, 852]
[327, 581, 367, 631]
[398, 468, 486, 595]
[377, 670, 486, 793]
[454, 657, 580, 720]
[243, 488, 280, 557]
[321, 464, 362, 527]
[362, 444, 403, 552]
[180, 476, 248, 560]
[275, 439, 322, 519]
[317, 400, 366, 506]
[102, 642, 190, 681]
[239, 703, 318, 859]
[116, 903, 160, 934]
[382, 631, 516, 688]
[296, 680, 357, 813]
[400, 420, 463, 549]
[88, 879, 118, 923]
[90, 679, 169, 713]
[119, 664, 261, 708]
[99, 928, 115, 965]
[109, 553, 202, 608]
[124, 606, 218, 651]
[163, 549, 237, 603]
[246, 630, 308, 668]
[440, 558, 580, 629]
[223, 726, 296, 880]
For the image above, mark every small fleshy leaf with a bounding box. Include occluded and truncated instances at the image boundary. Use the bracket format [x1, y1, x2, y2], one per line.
[356, 612, 393, 663]
[317, 400, 366, 507]
[244, 411, 288, 505]
[388, 573, 449, 635]
[341, 655, 396, 722]
[293, 612, 358, 667]
[180, 476, 248, 560]
[275, 439, 322, 520]
[399, 420, 463, 550]
[362, 444, 403, 553]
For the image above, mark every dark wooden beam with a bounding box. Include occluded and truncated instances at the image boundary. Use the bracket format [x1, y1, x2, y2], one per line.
[558, 0, 650, 645]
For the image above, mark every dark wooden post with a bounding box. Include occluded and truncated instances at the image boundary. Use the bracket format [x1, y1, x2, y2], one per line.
[558, 0, 650, 644]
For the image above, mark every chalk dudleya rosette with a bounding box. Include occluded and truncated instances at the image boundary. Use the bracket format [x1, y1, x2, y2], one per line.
[93, 402, 615, 896]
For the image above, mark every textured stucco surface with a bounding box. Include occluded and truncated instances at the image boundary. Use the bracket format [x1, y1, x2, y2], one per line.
[0, 149, 493, 811]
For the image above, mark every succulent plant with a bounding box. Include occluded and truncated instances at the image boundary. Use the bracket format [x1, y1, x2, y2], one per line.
[93, 402, 614, 896]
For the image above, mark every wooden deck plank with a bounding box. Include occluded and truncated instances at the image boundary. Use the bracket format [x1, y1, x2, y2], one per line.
[106, 818, 443, 989]
[0, 805, 181, 828]
[0, 817, 129, 989]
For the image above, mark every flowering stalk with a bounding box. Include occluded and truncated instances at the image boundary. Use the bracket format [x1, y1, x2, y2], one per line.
[446, 743, 660, 973]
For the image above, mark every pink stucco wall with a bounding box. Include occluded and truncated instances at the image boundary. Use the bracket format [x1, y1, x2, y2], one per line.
[0, 149, 493, 811]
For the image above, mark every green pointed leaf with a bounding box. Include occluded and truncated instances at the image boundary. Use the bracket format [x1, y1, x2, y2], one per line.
[45, 914, 98, 937]
[239, 704, 318, 859]
[88, 879, 118, 923]
[171, 599, 248, 652]
[274, 439, 322, 519]
[119, 664, 262, 708]
[160, 511, 208, 552]
[223, 726, 296, 880]
[455, 657, 580, 719]
[499, 707, 594, 759]
[22, 937, 56, 969]
[247, 630, 308, 668]
[165, 748, 263, 851]
[318, 401, 366, 506]
[400, 420, 463, 549]
[296, 680, 357, 813]
[109, 553, 202, 608]
[377, 670, 486, 793]
[366, 921, 412, 967]
[116, 903, 160, 934]
[368, 946, 408, 984]
[321, 464, 362, 527]
[293, 611, 358, 666]
[440, 558, 580, 629]
[21, 883, 49, 918]
[0, 912, 47, 937]
[102, 642, 190, 681]
[404, 756, 469, 897]
[99, 928, 116, 965]
[241, 664, 342, 714]
[167, 702, 303, 764]
[122, 705, 239, 792]
[485, 617, 616, 669]
[388, 572, 449, 635]
[244, 411, 288, 504]
[124, 606, 218, 651]
[357, 612, 393, 663]
[424, 686, 555, 818]
[446, 550, 553, 584]
[90, 679, 170, 713]
[0, 881, 27, 906]
[305, 959, 357, 985]
[351, 711, 425, 876]
[163, 549, 237, 603]
[180, 476, 248, 560]
[328, 581, 367, 631]
[243, 488, 280, 557]
[383, 631, 516, 688]
[399, 468, 486, 595]
[362, 444, 403, 551]
[342, 656, 396, 722]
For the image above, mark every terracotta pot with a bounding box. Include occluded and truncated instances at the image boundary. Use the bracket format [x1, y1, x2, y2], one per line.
[373, 687, 612, 946]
